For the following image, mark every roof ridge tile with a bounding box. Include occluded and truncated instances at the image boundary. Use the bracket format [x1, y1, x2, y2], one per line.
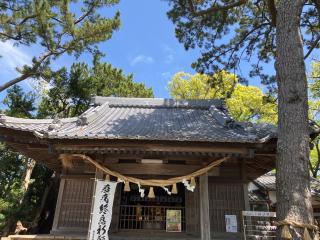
[91, 96, 224, 109]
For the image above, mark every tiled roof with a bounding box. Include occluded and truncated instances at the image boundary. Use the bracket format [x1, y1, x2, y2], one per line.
[249, 191, 268, 202]
[255, 174, 276, 190]
[255, 173, 320, 196]
[0, 97, 277, 143]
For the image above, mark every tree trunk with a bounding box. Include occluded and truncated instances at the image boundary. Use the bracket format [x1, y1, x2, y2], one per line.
[30, 176, 54, 232]
[276, 0, 314, 239]
[23, 159, 36, 192]
[2, 159, 36, 236]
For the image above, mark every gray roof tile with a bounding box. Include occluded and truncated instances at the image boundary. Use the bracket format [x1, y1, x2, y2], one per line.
[0, 97, 277, 143]
[255, 173, 320, 196]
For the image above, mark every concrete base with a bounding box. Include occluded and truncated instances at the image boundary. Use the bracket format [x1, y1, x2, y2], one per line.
[1, 232, 243, 240]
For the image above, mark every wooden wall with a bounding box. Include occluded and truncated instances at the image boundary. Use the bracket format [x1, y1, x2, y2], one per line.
[51, 157, 248, 238]
[51, 179, 246, 237]
[209, 183, 245, 234]
[52, 177, 94, 234]
[185, 184, 200, 235]
[51, 176, 122, 234]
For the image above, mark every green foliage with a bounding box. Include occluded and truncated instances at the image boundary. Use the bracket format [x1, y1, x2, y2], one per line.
[0, 0, 121, 91]
[0, 86, 44, 233]
[169, 71, 277, 123]
[16, 164, 52, 223]
[310, 61, 320, 100]
[308, 61, 320, 178]
[169, 71, 236, 99]
[0, 145, 51, 231]
[226, 84, 277, 123]
[0, 144, 26, 230]
[2, 85, 36, 118]
[167, 1, 319, 91]
[38, 56, 154, 118]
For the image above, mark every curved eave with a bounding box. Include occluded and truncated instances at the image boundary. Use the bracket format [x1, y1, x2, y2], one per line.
[0, 126, 277, 180]
[0, 123, 278, 146]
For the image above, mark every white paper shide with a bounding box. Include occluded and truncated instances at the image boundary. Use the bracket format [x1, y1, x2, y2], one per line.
[88, 180, 118, 240]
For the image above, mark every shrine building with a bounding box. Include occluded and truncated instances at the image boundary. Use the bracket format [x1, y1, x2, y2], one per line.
[0, 97, 279, 240]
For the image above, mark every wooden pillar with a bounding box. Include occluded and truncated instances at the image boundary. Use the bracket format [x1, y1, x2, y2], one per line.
[241, 158, 250, 211]
[51, 178, 65, 233]
[200, 172, 211, 240]
[241, 158, 251, 239]
[95, 168, 104, 179]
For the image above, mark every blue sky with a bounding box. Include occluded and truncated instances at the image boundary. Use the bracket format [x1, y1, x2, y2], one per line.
[0, 0, 202, 100]
[0, 0, 315, 101]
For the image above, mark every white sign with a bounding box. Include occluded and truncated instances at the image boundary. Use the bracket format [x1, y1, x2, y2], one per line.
[88, 180, 118, 240]
[242, 211, 276, 217]
[225, 215, 237, 233]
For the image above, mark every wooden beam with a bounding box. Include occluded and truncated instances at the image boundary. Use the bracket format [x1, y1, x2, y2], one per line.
[199, 173, 211, 240]
[103, 163, 219, 176]
[54, 143, 249, 155]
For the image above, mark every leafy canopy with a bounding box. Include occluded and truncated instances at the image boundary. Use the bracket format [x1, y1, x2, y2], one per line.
[168, 71, 277, 123]
[0, 85, 52, 232]
[0, 0, 120, 91]
[38, 56, 154, 118]
[167, 0, 320, 90]
[308, 61, 320, 177]
[2, 85, 36, 118]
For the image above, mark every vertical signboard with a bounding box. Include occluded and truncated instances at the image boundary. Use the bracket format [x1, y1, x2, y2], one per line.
[88, 180, 118, 240]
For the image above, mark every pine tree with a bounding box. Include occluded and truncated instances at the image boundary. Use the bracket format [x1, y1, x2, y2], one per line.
[0, 85, 47, 235]
[37, 55, 154, 118]
[0, 0, 120, 91]
[167, 0, 320, 238]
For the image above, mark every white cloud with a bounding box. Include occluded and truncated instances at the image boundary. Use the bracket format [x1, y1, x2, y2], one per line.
[130, 54, 154, 66]
[0, 41, 31, 74]
[0, 41, 49, 92]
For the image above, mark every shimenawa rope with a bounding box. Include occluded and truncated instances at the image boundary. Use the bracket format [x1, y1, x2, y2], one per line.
[275, 219, 319, 240]
[59, 153, 228, 187]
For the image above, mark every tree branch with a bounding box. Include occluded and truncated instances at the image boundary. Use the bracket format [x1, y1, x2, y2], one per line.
[314, 140, 320, 177]
[51, 17, 63, 24]
[74, 1, 98, 24]
[266, 0, 277, 27]
[187, 0, 247, 16]
[304, 0, 320, 60]
[313, 0, 320, 13]
[0, 14, 37, 41]
[0, 49, 67, 92]
[309, 159, 315, 178]
[0, 72, 36, 92]
[18, 14, 37, 26]
[0, 32, 22, 41]
[304, 34, 320, 59]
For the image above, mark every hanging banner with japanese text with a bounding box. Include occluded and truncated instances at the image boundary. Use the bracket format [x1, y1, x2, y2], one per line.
[88, 180, 118, 240]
